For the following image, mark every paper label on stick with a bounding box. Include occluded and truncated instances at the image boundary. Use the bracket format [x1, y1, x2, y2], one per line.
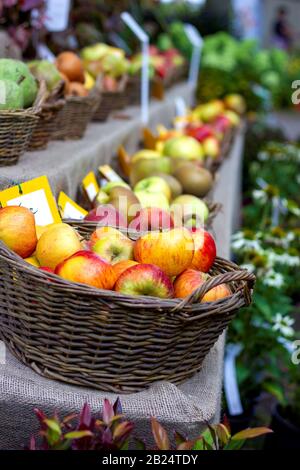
[99, 165, 124, 183]
[0, 176, 61, 226]
[224, 343, 243, 416]
[82, 172, 99, 203]
[58, 192, 87, 220]
[45, 0, 71, 32]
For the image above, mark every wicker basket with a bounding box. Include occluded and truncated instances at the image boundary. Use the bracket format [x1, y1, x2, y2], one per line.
[0, 82, 47, 166]
[0, 238, 255, 392]
[125, 74, 141, 106]
[52, 85, 101, 140]
[28, 82, 65, 151]
[93, 76, 128, 122]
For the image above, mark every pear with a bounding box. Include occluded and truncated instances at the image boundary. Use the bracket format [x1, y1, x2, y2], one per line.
[129, 157, 172, 186]
[174, 163, 213, 198]
[28, 60, 61, 92]
[109, 186, 141, 223]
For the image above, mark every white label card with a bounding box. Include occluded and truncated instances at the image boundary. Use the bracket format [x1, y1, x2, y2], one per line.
[7, 189, 56, 226]
[45, 0, 71, 32]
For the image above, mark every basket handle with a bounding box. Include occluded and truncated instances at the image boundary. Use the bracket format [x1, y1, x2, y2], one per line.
[172, 269, 255, 314]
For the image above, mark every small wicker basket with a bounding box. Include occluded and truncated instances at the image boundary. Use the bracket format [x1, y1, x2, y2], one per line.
[52, 85, 101, 140]
[28, 81, 65, 151]
[92, 75, 128, 122]
[0, 238, 255, 392]
[0, 81, 46, 166]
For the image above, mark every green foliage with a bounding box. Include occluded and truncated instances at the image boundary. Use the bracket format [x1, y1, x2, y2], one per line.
[29, 400, 271, 451]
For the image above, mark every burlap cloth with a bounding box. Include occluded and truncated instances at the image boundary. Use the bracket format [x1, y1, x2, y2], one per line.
[0, 83, 195, 199]
[0, 84, 245, 450]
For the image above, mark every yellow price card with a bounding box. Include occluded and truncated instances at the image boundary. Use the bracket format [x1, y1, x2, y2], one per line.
[0, 176, 61, 226]
[58, 192, 88, 220]
[98, 164, 125, 183]
[82, 172, 99, 202]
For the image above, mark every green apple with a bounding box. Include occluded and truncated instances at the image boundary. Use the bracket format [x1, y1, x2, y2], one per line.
[131, 150, 162, 164]
[81, 43, 110, 61]
[223, 110, 240, 127]
[163, 136, 204, 161]
[101, 181, 130, 195]
[134, 190, 169, 211]
[92, 234, 134, 264]
[129, 157, 172, 186]
[171, 194, 209, 226]
[134, 176, 171, 202]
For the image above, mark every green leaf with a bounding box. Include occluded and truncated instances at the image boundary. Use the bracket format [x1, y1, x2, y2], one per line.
[224, 439, 246, 450]
[232, 427, 273, 441]
[64, 430, 93, 440]
[44, 419, 62, 437]
[214, 424, 231, 446]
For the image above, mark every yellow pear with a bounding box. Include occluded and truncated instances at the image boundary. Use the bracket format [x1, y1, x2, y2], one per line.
[36, 223, 81, 270]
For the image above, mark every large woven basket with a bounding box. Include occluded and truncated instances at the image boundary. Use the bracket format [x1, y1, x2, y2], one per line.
[0, 237, 254, 393]
[0, 82, 46, 166]
[93, 76, 128, 122]
[125, 74, 141, 106]
[52, 85, 101, 140]
[28, 82, 65, 151]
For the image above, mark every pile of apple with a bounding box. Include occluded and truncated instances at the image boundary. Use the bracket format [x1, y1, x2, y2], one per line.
[129, 45, 185, 81]
[81, 43, 129, 92]
[0, 206, 230, 303]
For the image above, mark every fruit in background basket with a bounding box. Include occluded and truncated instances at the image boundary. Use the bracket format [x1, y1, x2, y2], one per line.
[171, 195, 209, 226]
[102, 75, 119, 92]
[84, 205, 127, 228]
[186, 124, 214, 143]
[129, 157, 172, 186]
[174, 163, 213, 198]
[109, 186, 141, 223]
[55, 250, 115, 290]
[92, 233, 134, 264]
[115, 263, 174, 299]
[0, 206, 37, 258]
[84, 71, 95, 91]
[134, 227, 194, 277]
[224, 94, 246, 115]
[134, 191, 169, 211]
[129, 207, 174, 232]
[28, 60, 62, 92]
[150, 173, 182, 199]
[36, 223, 81, 270]
[101, 181, 130, 195]
[189, 228, 216, 272]
[56, 52, 85, 83]
[134, 176, 171, 202]
[112, 260, 138, 282]
[163, 136, 204, 161]
[223, 110, 240, 127]
[174, 269, 231, 303]
[213, 115, 232, 135]
[67, 82, 89, 97]
[0, 79, 24, 110]
[203, 136, 220, 159]
[81, 43, 110, 62]
[196, 100, 224, 123]
[131, 150, 162, 164]
[0, 59, 38, 107]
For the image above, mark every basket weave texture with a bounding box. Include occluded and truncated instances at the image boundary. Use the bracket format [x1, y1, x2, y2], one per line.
[0, 81, 46, 166]
[0, 234, 255, 393]
[28, 82, 65, 151]
[52, 86, 101, 140]
[92, 76, 128, 122]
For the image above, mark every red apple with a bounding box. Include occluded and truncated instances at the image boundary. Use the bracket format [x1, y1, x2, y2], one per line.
[189, 228, 216, 272]
[39, 266, 54, 273]
[84, 205, 127, 228]
[186, 124, 214, 142]
[55, 250, 115, 290]
[0, 206, 37, 258]
[213, 115, 232, 135]
[134, 227, 194, 277]
[128, 207, 174, 232]
[115, 263, 174, 299]
[174, 269, 231, 303]
[112, 260, 139, 282]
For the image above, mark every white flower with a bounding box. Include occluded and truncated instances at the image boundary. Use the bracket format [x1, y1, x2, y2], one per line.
[252, 189, 268, 203]
[240, 263, 256, 273]
[262, 269, 285, 288]
[231, 232, 263, 253]
[272, 314, 295, 338]
[267, 251, 300, 267]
